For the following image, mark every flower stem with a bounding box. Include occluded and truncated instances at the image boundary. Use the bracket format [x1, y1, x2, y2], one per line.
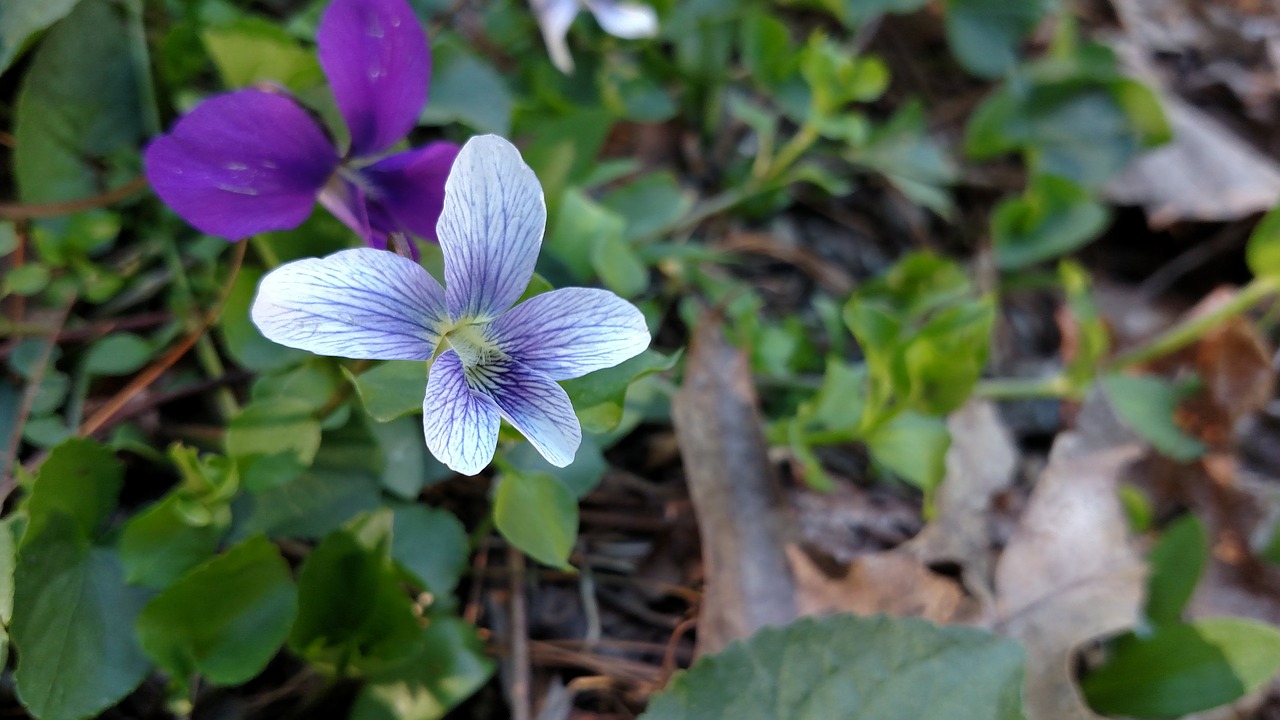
[973, 374, 1074, 400]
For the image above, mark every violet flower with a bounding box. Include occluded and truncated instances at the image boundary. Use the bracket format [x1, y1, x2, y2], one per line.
[529, 0, 658, 74]
[249, 135, 651, 475]
[145, 0, 458, 250]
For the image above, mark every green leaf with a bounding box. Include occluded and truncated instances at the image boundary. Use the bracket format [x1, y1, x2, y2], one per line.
[506, 433, 607, 498]
[739, 11, 795, 88]
[4, 264, 50, 296]
[601, 173, 695, 243]
[546, 189, 627, 282]
[13, 0, 145, 205]
[642, 614, 1025, 719]
[865, 411, 951, 492]
[253, 359, 344, 415]
[351, 616, 494, 720]
[370, 414, 447, 499]
[0, 517, 16, 666]
[119, 495, 227, 590]
[420, 35, 512, 135]
[13, 515, 151, 720]
[1100, 373, 1206, 462]
[202, 17, 323, 91]
[945, 0, 1048, 78]
[231, 421, 383, 540]
[82, 332, 152, 376]
[390, 504, 469, 597]
[349, 361, 429, 422]
[494, 471, 578, 569]
[592, 231, 650, 298]
[1246, 203, 1280, 281]
[226, 397, 323, 465]
[854, 102, 958, 218]
[136, 536, 297, 686]
[24, 437, 122, 541]
[810, 359, 867, 430]
[1083, 618, 1280, 718]
[1145, 515, 1207, 625]
[290, 514, 424, 675]
[219, 267, 309, 372]
[561, 349, 677, 433]
[993, 174, 1111, 269]
[0, 0, 82, 75]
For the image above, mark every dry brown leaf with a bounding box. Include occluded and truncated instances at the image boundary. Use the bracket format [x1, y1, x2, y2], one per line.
[908, 400, 1018, 608]
[994, 437, 1146, 720]
[1105, 92, 1280, 228]
[789, 546, 981, 625]
[671, 315, 797, 656]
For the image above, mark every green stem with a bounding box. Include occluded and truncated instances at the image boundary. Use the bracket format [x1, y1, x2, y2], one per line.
[162, 238, 239, 419]
[765, 122, 820, 182]
[973, 374, 1074, 400]
[249, 235, 282, 269]
[1109, 276, 1279, 369]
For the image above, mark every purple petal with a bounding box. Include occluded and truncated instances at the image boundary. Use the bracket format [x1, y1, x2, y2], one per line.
[318, 0, 429, 157]
[490, 288, 650, 380]
[438, 135, 546, 321]
[423, 350, 501, 475]
[144, 90, 337, 240]
[251, 248, 447, 360]
[470, 359, 580, 467]
[316, 176, 376, 245]
[361, 141, 460, 241]
[529, 0, 580, 73]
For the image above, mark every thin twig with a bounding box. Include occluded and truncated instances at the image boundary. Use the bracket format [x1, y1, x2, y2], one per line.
[77, 241, 247, 438]
[0, 176, 149, 220]
[508, 547, 531, 720]
[656, 617, 698, 689]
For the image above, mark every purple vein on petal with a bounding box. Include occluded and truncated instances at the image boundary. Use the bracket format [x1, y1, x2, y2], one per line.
[489, 287, 650, 380]
[424, 350, 501, 475]
[469, 358, 581, 467]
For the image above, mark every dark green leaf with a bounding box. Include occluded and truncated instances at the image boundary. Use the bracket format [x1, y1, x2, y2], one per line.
[945, 0, 1048, 78]
[561, 349, 677, 433]
[601, 173, 694, 243]
[24, 437, 122, 541]
[1145, 515, 1207, 625]
[494, 471, 578, 569]
[1083, 618, 1280, 718]
[506, 433, 607, 498]
[1100, 373, 1205, 462]
[643, 614, 1025, 719]
[0, 0, 82, 75]
[82, 332, 152, 376]
[351, 616, 494, 720]
[389, 504, 469, 597]
[13, 515, 151, 720]
[13, 0, 145, 205]
[119, 495, 226, 590]
[993, 174, 1111, 269]
[136, 536, 297, 686]
[420, 35, 512, 135]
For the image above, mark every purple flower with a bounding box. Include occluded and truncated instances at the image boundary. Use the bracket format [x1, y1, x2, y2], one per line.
[529, 0, 658, 73]
[249, 135, 651, 475]
[145, 0, 459, 250]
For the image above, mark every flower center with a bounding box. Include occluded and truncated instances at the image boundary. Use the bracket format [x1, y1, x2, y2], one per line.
[444, 323, 503, 367]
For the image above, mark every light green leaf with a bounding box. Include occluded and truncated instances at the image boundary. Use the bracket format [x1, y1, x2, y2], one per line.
[119, 495, 226, 590]
[348, 361, 429, 422]
[494, 471, 578, 569]
[202, 18, 323, 91]
[561, 350, 678, 433]
[546, 189, 627, 282]
[1100, 373, 1205, 462]
[592, 231, 650, 298]
[136, 536, 297, 686]
[1083, 618, 1280, 718]
[351, 617, 494, 720]
[865, 411, 951, 491]
[420, 35, 511, 135]
[1145, 515, 1207, 625]
[945, 0, 1048, 78]
[290, 514, 424, 675]
[0, 0, 82, 75]
[13, 0, 145, 205]
[993, 174, 1111, 269]
[83, 332, 152, 376]
[389, 504, 469, 597]
[13, 515, 151, 720]
[226, 398, 323, 465]
[1246, 203, 1280, 281]
[24, 437, 122, 541]
[642, 614, 1025, 719]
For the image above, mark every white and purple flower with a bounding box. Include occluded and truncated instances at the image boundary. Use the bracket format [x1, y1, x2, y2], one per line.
[145, 0, 458, 250]
[249, 135, 651, 475]
[529, 0, 658, 74]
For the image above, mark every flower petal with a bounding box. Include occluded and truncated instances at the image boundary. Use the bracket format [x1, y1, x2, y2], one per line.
[144, 90, 337, 240]
[316, 177, 376, 245]
[250, 248, 447, 360]
[528, 0, 580, 73]
[490, 287, 650, 380]
[361, 141, 460, 241]
[318, 0, 430, 157]
[438, 135, 547, 322]
[582, 0, 658, 39]
[423, 350, 500, 475]
[471, 359, 581, 467]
